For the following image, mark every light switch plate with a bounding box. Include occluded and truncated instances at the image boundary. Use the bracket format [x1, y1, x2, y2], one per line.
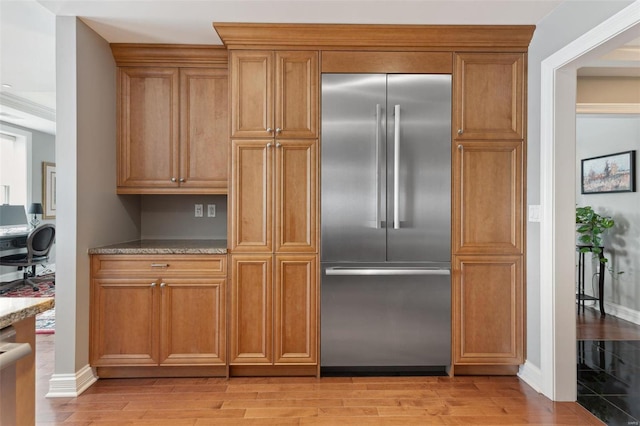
[195, 204, 203, 217]
[528, 205, 541, 222]
[207, 204, 216, 217]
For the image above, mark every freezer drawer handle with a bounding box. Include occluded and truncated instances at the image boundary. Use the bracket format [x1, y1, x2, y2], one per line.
[325, 267, 450, 276]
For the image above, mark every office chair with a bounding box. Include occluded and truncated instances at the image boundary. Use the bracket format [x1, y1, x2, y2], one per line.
[0, 224, 56, 293]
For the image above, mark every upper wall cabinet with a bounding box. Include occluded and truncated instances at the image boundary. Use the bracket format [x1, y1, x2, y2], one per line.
[453, 53, 525, 140]
[230, 50, 318, 139]
[112, 45, 228, 194]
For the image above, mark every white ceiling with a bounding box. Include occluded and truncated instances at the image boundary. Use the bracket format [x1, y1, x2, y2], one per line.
[0, 0, 638, 135]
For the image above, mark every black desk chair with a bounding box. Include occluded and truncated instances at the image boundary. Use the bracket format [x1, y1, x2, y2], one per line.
[0, 224, 56, 293]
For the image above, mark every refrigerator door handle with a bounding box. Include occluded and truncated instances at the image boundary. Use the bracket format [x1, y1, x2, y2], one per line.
[393, 104, 400, 230]
[375, 104, 382, 229]
[325, 267, 450, 276]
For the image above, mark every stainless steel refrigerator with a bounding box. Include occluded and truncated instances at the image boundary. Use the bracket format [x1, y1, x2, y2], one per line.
[321, 74, 452, 374]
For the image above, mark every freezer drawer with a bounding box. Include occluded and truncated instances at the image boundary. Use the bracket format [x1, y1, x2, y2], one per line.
[321, 264, 451, 372]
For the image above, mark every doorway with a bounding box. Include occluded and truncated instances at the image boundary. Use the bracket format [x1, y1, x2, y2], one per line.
[539, 1, 640, 402]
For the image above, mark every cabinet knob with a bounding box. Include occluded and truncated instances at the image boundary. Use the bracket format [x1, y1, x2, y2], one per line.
[266, 127, 273, 134]
[276, 142, 282, 148]
[275, 127, 282, 135]
[458, 144, 463, 150]
[457, 129, 463, 135]
[179, 178, 185, 183]
[150, 282, 157, 287]
[171, 178, 177, 182]
[160, 282, 166, 288]
[266, 142, 272, 148]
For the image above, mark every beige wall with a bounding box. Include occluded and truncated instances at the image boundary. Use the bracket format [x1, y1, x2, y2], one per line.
[577, 76, 640, 104]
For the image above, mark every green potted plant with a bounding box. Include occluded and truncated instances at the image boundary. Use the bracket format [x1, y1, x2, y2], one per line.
[575, 205, 615, 263]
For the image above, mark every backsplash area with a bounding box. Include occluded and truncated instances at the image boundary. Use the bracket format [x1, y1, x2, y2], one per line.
[140, 194, 227, 240]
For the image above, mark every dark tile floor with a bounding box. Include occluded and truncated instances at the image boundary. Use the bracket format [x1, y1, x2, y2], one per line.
[578, 340, 640, 426]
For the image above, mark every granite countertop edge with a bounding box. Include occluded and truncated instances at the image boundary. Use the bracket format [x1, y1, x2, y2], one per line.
[0, 298, 55, 329]
[88, 239, 228, 255]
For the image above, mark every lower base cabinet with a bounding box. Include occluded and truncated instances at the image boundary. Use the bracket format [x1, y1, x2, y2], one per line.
[89, 255, 226, 374]
[452, 255, 524, 371]
[229, 254, 317, 367]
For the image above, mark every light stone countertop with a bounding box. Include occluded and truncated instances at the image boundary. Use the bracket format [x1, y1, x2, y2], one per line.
[0, 298, 55, 329]
[88, 239, 228, 255]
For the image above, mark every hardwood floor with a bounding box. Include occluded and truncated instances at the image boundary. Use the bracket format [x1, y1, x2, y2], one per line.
[577, 305, 640, 340]
[35, 334, 603, 425]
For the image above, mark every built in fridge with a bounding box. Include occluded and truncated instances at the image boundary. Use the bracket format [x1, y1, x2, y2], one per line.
[321, 74, 452, 374]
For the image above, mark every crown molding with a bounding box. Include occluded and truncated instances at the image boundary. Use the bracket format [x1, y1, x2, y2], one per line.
[576, 103, 640, 114]
[213, 23, 536, 51]
[110, 44, 228, 67]
[0, 92, 56, 122]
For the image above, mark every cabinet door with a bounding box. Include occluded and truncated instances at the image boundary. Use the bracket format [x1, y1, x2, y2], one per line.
[229, 255, 273, 364]
[452, 255, 524, 365]
[117, 67, 179, 189]
[453, 53, 524, 140]
[179, 68, 229, 191]
[274, 255, 317, 364]
[453, 141, 524, 255]
[159, 278, 226, 365]
[90, 278, 160, 366]
[274, 51, 319, 138]
[230, 51, 273, 138]
[230, 140, 274, 252]
[274, 140, 318, 252]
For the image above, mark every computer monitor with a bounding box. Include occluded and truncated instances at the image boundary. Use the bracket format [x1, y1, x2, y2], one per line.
[0, 205, 28, 226]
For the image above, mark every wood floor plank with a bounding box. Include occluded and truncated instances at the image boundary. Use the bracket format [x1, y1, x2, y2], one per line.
[222, 398, 343, 409]
[244, 407, 319, 418]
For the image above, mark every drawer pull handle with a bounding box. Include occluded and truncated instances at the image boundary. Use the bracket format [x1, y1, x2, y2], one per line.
[151, 263, 169, 268]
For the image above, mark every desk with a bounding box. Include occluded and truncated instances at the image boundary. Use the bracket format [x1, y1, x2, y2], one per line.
[0, 227, 29, 251]
[576, 245, 606, 317]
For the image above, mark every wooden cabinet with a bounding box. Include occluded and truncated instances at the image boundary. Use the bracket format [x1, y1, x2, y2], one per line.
[451, 51, 527, 374]
[230, 138, 317, 253]
[452, 255, 524, 366]
[90, 255, 227, 375]
[229, 254, 317, 365]
[452, 141, 524, 255]
[453, 53, 524, 140]
[230, 50, 318, 139]
[114, 45, 229, 194]
[117, 67, 179, 191]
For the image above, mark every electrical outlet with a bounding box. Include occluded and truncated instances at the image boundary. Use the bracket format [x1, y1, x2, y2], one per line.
[207, 204, 216, 217]
[195, 204, 203, 217]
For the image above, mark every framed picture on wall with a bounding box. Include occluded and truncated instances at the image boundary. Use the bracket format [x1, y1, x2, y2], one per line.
[42, 162, 56, 218]
[581, 150, 636, 194]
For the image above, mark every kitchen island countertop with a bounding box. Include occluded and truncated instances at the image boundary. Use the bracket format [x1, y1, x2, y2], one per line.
[0, 297, 54, 329]
[88, 239, 227, 255]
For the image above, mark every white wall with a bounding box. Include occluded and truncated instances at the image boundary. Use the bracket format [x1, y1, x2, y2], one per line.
[525, 0, 632, 371]
[576, 114, 640, 315]
[51, 16, 140, 394]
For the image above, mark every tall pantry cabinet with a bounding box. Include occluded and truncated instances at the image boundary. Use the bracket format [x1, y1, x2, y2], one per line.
[228, 49, 319, 374]
[452, 53, 526, 374]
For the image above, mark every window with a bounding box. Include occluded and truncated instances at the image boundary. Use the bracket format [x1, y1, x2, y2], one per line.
[0, 131, 27, 205]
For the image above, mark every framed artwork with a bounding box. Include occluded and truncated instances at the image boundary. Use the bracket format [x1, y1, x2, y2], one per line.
[581, 150, 636, 194]
[42, 162, 56, 219]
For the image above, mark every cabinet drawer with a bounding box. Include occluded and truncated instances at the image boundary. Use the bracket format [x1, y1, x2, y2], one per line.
[91, 255, 227, 277]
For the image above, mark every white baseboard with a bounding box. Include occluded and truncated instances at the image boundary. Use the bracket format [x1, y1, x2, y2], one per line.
[518, 361, 542, 393]
[601, 302, 640, 326]
[46, 364, 97, 398]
